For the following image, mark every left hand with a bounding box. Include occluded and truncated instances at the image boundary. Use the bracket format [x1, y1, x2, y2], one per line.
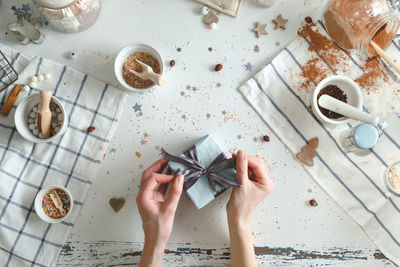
[136, 159, 184, 251]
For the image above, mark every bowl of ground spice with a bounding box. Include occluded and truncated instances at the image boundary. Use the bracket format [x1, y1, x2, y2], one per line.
[312, 75, 363, 124]
[114, 43, 163, 92]
[35, 185, 73, 223]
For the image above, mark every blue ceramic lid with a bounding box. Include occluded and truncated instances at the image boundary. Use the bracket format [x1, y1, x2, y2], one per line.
[353, 124, 379, 149]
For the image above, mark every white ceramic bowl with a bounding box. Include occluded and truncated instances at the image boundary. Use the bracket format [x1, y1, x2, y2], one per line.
[311, 75, 363, 125]
[15, 93, 68, 143]
[114, 43, 164, 93]
[34, 185, 74, 224]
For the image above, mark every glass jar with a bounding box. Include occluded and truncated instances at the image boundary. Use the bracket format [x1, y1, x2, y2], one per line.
[341, 123, 382, 153]
[322, 0, 400, 57]
[34, 0, 101, 33]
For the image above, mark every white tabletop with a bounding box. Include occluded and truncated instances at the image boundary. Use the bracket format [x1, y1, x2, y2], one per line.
[0, 0, 394, 265]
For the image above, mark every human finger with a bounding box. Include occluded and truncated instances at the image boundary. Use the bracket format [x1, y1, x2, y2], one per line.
[247, 156, 270, 185]
[157, 183, 169, 197]
[235, 150, 248, 184]
[164, 175, 184, 212]
[140, 159, 169, 187]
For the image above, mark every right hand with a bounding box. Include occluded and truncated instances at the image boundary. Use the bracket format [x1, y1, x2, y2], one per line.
[226, 150, 274, 223]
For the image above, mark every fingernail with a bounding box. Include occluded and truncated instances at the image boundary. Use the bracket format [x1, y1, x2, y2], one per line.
[177, 174, 184, 184]
[238, 150, 244, 159]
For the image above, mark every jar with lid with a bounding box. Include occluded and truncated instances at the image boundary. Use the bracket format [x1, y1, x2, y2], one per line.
[322, 0, 400, 57]
[341, 123, 383, 153]
[34, 0, 101, 33]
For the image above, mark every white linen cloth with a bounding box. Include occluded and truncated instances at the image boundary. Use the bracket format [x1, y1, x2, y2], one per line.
[239, 23, 400, 265]
[0, 44, 126, 267]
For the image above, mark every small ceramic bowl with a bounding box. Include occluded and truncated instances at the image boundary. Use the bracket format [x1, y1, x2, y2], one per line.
[34, 185, 74, 224]
[311, 75, 363, 125]
[15, 93, 68, 143]
[114, 43, 164, 93]
[384, 161, 400, 197]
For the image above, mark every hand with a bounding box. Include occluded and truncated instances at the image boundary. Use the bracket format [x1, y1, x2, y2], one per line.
[136, 159, 184, 267]
[226, 150, 274, 224]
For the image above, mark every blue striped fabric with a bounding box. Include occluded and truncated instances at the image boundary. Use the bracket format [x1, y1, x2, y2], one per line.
[239, 23, 400, 265]
[0, 45, 125, 266]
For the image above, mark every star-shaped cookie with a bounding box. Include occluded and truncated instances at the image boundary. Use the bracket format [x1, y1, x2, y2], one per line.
[272, 14, 288, 30]
[252, 22, 267, 38]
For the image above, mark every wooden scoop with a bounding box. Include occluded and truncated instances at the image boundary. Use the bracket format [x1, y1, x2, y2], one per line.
[49, 189, 67, 216]
[129, 59, 165, 86]
[36, 90, 52, 138]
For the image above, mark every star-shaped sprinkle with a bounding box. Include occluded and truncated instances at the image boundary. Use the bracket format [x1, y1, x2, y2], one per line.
[222, 110, 227, 115]
[180, 91, 185, 96]
[245, 62, 254, 71]
[216, 82, 222, 88]
[176, 47, 182, 52]
[252, 22, 267, 38]
[275, 41, 280, 47]
[206, 113, 211, 119]
[192, 86, 198, 92]
[254, 45, 260, 53]
[272, 14, 288, 30]
[208, 47, 213, 52]
[11, 6, 16, 10]
[237, 134, 242, 140]
[138, 111, 143, 117]
[21, 4, 31, 13]
[139, 164, 144, 169]
[133, 103, 142, 112]
[186, 85, 191, 90]
[181, 114, 187, 120]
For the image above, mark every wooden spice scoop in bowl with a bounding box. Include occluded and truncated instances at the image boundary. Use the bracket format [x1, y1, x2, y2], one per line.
[36, 90, 52, 138]
[128, 59, 165, 86]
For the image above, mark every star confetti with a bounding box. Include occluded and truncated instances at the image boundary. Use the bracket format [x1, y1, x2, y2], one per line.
[237, 135, 242, 140]
[181, 114, 187, 120]
[253, 45, 260, 53]
[216, 82, 222, 88]
[252, 22, 267, 38]
[133, 103, 142, 112]
[180, 91, 185, 96]
[208, 47, 213, 52]
[206, 113, 211, 119]
[192, 86, 198, 92]
[176, 47, 182, 52]
[222, 110, 227, 115]
[272, 14, 288, 30]
[245, 62, 254, 72]
[275, 41, 281, 47]
[186, 85, 191, 90]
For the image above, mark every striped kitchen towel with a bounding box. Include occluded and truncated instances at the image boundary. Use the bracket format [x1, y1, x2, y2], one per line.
[0, 44, 126, 267]
[239, 22, 400, 265]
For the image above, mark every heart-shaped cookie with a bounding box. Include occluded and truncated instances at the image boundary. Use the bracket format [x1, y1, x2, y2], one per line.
[204, 11, 219, 25]
[296, 137, 318, 167]
[109, 197, 125, 212]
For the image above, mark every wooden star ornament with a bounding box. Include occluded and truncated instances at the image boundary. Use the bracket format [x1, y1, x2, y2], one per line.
[272, 14, 288, 30]
[252, 21, 267, 38]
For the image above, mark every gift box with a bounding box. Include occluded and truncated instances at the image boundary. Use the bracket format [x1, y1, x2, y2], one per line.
[162, 135, 240, 209]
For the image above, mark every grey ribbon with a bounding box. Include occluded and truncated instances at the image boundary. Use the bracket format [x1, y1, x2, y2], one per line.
[161, 146, 241, 195]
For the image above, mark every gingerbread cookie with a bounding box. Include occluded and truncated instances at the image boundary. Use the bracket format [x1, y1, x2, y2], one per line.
[296, 137, 318, 167]
[109, 197, 125, 212]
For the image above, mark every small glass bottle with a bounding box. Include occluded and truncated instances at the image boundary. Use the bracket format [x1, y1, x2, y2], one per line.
[341, 123, 383, 153]
[322, 0, 400, 57]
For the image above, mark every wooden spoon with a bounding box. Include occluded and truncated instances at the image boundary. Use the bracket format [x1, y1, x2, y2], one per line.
[128, 59, 165, 86]
[36, 90, 52, 138]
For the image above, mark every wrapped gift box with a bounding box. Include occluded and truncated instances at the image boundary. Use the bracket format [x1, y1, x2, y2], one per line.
[166, 135, 237, 209]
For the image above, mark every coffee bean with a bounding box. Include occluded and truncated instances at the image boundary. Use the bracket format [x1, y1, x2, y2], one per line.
[170, 60, 176, 67]
[305, 17, 313, 24]
[215, 64, 223, 71]
[263, 135, 270, 142]
[309, 199, 318, 206]
[87, 126, 96, 133]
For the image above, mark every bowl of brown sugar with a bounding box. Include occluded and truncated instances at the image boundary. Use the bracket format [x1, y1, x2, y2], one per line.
[312, 75, 363, 125]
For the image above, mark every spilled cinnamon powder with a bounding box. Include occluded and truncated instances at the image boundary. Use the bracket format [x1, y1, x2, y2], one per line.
[354, 56, 389, 93]
[298, 22, 347, 72]
[297, 22, 389, 94]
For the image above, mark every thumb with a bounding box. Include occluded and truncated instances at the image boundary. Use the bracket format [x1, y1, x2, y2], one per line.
[165, 174, 184, 211]
[235, 150, 248, 184]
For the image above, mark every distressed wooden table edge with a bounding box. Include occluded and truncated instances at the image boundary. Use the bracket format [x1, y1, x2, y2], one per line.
[57, 240, 393, 266]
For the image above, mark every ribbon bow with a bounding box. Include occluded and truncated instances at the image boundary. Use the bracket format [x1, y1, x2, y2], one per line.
[161, 146, 241, 195]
